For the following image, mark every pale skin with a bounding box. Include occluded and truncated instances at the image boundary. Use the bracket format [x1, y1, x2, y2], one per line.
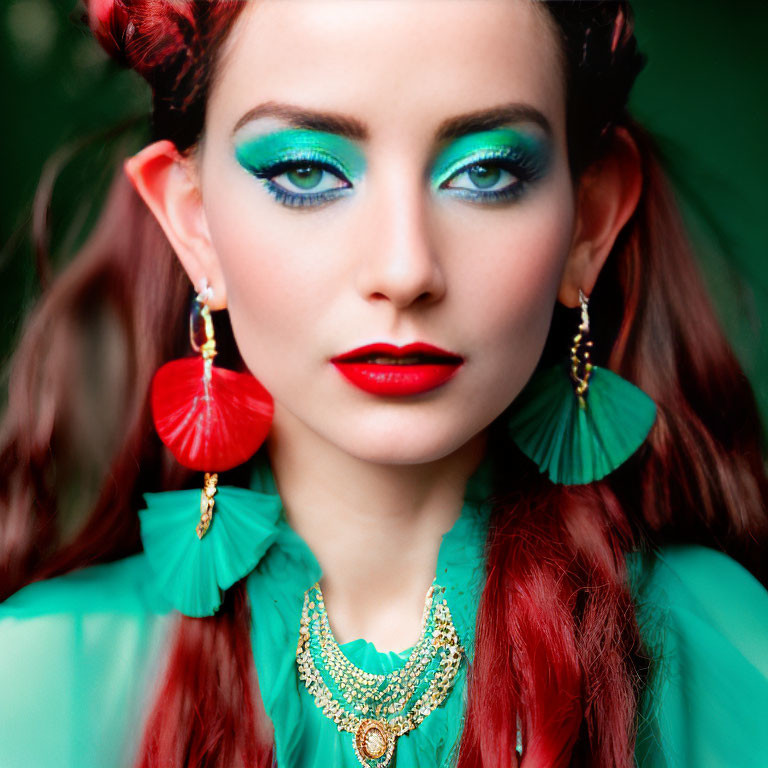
[126, 0, 641, 654]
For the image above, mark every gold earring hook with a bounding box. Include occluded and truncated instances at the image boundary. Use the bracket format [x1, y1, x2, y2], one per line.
[190, 279, 218, 363]
[570, 289, 593, 408]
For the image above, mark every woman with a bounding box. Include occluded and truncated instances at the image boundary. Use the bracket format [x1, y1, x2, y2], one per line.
[1, 1, 766, 766]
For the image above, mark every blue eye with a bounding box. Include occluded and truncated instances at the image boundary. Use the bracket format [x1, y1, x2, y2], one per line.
[248, 152, 353, 208]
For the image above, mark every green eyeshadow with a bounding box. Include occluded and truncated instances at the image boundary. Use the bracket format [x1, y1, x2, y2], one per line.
[430, 128, 552, 189]
[234, 128, 366, 181]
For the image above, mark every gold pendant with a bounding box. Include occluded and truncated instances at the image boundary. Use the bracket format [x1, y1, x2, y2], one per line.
[297, 581, 464, 767]
[196, 472, 218, 539]
[353, 720, 396, 768]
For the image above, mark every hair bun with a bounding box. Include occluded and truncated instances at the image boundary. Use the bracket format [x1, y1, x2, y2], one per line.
[85, 0, 198, 93]
[88, 0, 114, 25]
[85, 0, 132, 67]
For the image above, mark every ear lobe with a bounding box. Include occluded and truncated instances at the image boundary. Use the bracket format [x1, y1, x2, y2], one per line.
[557, 127, 643, 308]
[123, 140, 227, 310]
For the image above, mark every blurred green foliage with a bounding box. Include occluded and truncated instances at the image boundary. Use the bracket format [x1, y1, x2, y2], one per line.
[629, 0, 768, 425]
[0, 0, 150, 354]
[1, 0, 767, 422]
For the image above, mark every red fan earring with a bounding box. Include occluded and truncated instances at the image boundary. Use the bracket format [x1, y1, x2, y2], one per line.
[150, 280, 274, 535]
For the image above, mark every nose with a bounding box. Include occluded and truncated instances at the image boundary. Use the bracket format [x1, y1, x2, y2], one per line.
[355, 174, 446, 310]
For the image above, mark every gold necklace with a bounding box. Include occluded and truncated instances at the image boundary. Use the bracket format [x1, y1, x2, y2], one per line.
[296, 580, 465, 767]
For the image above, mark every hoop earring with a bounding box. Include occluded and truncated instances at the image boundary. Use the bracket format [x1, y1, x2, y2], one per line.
[150, 280, 274, 534]
[506, 289, 656, 485]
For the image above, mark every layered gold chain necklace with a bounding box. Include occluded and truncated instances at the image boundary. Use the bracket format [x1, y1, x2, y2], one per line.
[296, 579, 465, 767]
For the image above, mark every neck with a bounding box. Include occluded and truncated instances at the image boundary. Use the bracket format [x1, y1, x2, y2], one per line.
[267, 407, 487, 652]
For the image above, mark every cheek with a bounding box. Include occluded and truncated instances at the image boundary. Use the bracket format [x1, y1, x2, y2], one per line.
[443, 182, 575, 370]
[199, 164, 334, 370]
[212, 240, 324, 383]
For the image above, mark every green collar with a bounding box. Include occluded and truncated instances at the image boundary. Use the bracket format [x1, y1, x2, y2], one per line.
[139, 455, 493, 621]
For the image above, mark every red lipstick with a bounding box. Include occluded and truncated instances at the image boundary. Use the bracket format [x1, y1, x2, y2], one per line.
[330, 342, 464, 396]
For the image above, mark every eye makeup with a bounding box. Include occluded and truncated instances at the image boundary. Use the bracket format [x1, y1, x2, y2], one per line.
[234, 125, 551, 209]
[234, 128, 366, 208]
[430, 128, 553, 204]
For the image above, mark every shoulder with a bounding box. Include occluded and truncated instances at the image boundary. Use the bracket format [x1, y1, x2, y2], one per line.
[0, 555, 175, 768]
[1, 552, 172, 618]
[628, 544, 768, 674]
[627, 545, 768, 768]
[628, 544, 768, 641]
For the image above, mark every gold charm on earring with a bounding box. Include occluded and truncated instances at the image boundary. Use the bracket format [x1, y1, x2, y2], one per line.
[196, 471, 219, 539]
[569, 288, 594, 408]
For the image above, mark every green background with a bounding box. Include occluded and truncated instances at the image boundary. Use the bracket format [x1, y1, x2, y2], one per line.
[1, 0, 767, 422]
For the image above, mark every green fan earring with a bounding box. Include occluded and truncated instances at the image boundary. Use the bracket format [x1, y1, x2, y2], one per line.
[507, 289, 657, 485]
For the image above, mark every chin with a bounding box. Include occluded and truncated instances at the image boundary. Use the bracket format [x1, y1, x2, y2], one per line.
[322, 415, 486, 466]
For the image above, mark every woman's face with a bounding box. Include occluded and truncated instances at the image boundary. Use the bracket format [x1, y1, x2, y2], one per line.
[195, 0, 576, 464]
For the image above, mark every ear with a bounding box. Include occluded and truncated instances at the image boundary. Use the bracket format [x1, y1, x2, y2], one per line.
[123, 140, 227, 310]
[557, 126, 643, 308]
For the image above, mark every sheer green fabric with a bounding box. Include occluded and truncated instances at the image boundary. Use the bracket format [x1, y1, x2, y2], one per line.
[0, 556, 174, 767]
[1, 460, 766, 767]
[629, 545, 768, 767]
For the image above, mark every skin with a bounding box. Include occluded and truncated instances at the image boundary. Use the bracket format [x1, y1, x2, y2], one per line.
[125, 0, 642, 653]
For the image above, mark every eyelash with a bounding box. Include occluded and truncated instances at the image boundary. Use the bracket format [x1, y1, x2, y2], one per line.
[438, 152, 543, 204]
[248, 151, 352, 209]
[247, 148, 542, 209]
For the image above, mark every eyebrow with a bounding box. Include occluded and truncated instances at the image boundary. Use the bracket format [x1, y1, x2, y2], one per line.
[230, 101, 552, 143]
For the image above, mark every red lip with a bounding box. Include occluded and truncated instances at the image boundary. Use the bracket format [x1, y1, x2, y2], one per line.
[330, 343, 464, 396]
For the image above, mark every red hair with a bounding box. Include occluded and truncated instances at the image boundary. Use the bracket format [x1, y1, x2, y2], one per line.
[1, 2, 766, 767]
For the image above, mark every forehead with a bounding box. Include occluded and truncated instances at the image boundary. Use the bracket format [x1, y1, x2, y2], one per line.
[208, 0, 565, 144]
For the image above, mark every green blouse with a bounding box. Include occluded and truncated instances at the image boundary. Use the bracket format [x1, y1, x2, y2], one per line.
[1, 458, 767, 767]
